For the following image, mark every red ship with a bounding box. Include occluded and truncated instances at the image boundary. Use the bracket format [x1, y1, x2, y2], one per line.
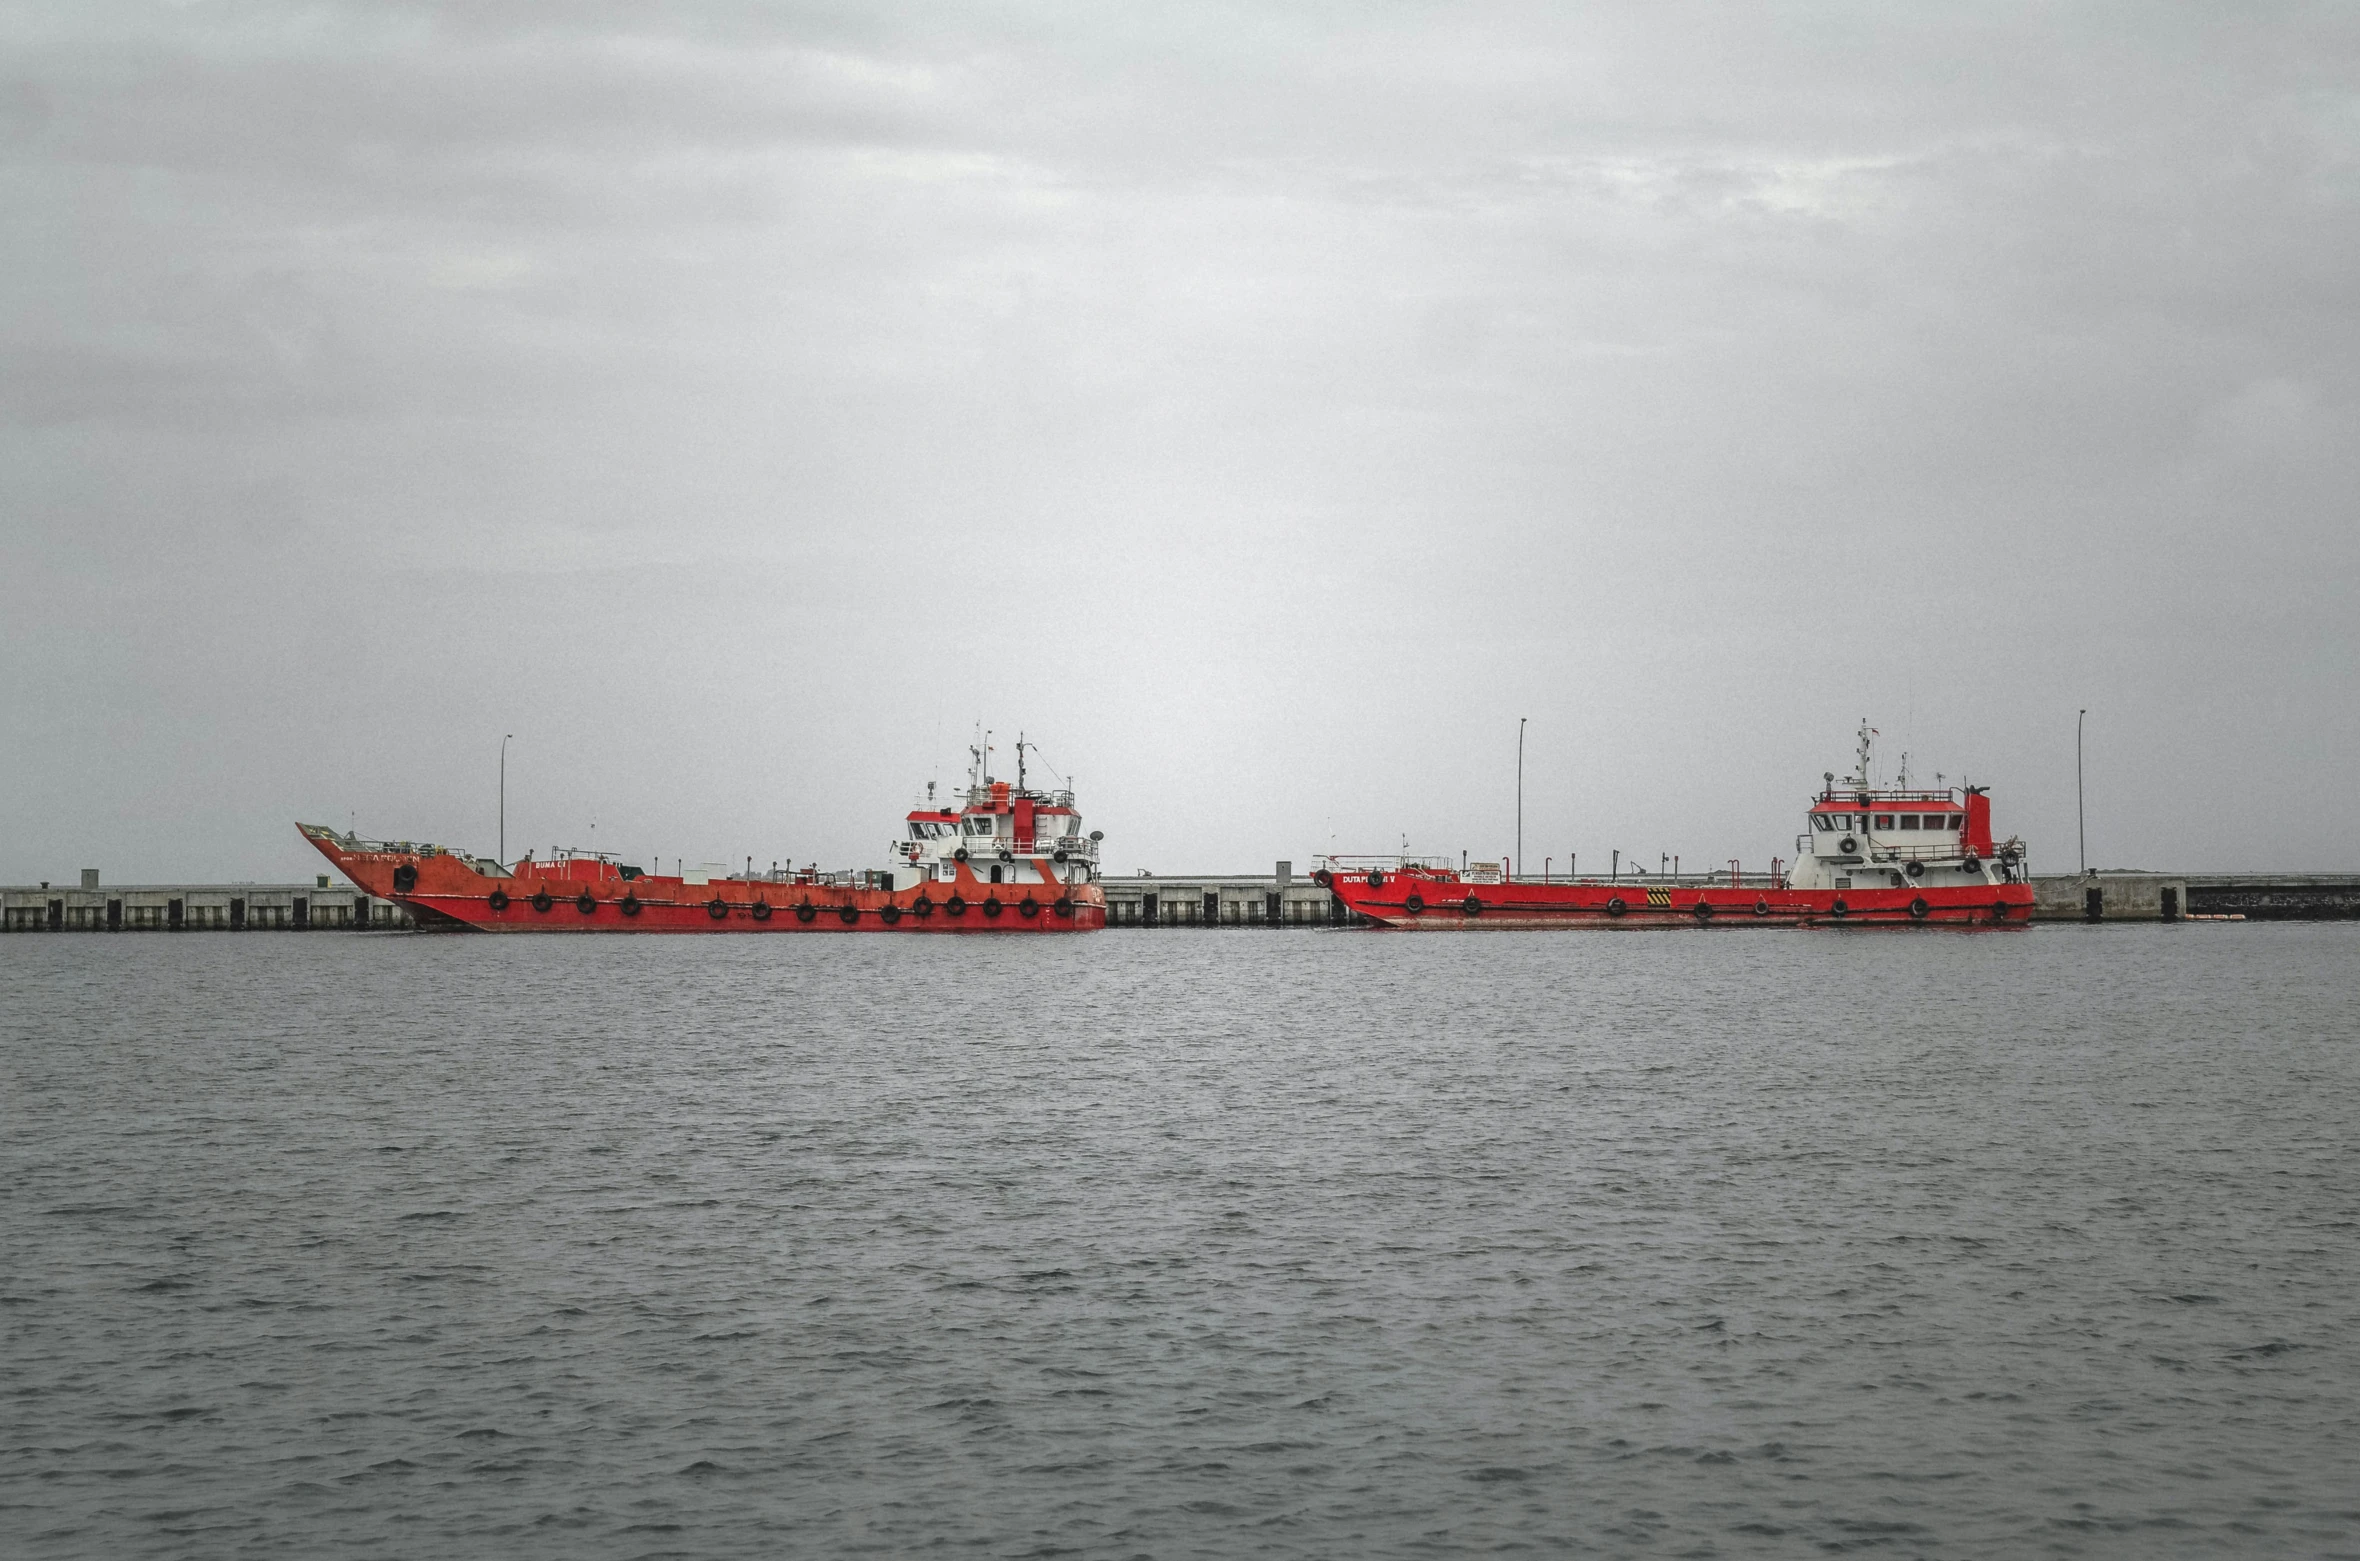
[1318, 724, 2034, 928]
[300, 738, 1106, 933]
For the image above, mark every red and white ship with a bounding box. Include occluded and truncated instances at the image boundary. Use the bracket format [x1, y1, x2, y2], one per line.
[299, 738, 1106, 933]
[1318, 724, 2034, 928]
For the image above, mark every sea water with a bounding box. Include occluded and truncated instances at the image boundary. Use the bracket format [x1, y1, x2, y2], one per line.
[4, 923, 2357, 1556]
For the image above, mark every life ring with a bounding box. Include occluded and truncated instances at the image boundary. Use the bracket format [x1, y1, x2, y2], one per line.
[1838, 836, 1858, 854]
[393, 863, 419, 893]
[983, 896, 1003, 918]
[1605, 896, 1626, 917]
[1054, 896, 1075, 917]
[751, 900, 772, 922]
[1692, 900, 1713, 920]
[1462, 895, 1481, 916]
[913, 895, 934, 917]
[576, 891, 597, 915]
[531, 890, 553, 913]
[838, 904, 859, 924]
[1367, 871, 1386, 891]
[1404, 892, 1425, 915]
[796, 901, 817, 922]
[946, 895, 967, 917]
[487, 889, 510, 912]
[1905, 860, 1925, 879]
[1909, 897, 1930, 920]
[1019, 896, 1040, 918]
[619, 894, 640, 916]
[954, 846, 969, 862]
[879, 903, 902, 925]
[706, 898, 728, 920]
[1830, 898, 1849, 919]
[1752, 897, 1769, 917]
[1961, 854, 1982, 873]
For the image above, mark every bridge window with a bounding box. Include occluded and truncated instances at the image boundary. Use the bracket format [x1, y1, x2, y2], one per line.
[1874, 814, 1894, 829]
[1899, 814, 1920, 830]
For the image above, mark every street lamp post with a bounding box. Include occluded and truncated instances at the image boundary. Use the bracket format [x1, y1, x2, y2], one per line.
[2076, 709, 2088, 876]
[500, 734, 513, 866]
[1515, 717, 1526, 882]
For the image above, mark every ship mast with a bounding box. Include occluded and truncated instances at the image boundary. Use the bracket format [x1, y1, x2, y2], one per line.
[1850, 720, 1877, 793]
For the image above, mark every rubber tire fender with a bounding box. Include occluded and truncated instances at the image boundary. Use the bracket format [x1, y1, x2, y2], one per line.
[1367, 871, 1386, 891]
[487, 888, 510, 912]
[1692, 900, 1713, 919]
[1462, 895, 1481, 916]
[1905, 860, 1926, 879]
[879, 903, 902, 925]
[999, 848, 1013, 863]
[1018, 896, 1039, 918]
[954, 846, 969, 863]
[619, 894, 640, 917]
[1991, 899, 2011, 921]
[393, 863, 419, 894]
[1830, 898, 1849, 919]
[1052, 848, 1068, 862]
[1404, 892, 1425, 915]
[1054, 896, 1074, 917]
[531, 890, 554, 913]
[983, 896, 1003, 918]
[576, 891, 596, 915]
[1909, 897, 1930, 920]
[796, 901, 817, 923]
[946, 895, 967, 917]
[1605, 896, 1626, 918]
[838, 904, 859, 925]
[912, 895, 934, 918]
[751, 900, 772, 922]
[1839, 836, 1858, 855]
[1752, 897, 1769, 917]
[1961, 854, 1982, 873]
[706, 898, 729, 920]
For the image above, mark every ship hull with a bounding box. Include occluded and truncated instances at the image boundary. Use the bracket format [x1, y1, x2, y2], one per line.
[299, 826, 1105, 933]
[1321, 872, 2032, 929]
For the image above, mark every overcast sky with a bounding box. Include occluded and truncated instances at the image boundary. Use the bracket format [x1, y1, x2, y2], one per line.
[5, 1, 2356, 883]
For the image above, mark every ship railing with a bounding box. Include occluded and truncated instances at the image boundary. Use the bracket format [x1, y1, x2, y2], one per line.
[299, 824, 454, 858]
[907, 835, 1096, 861]
[1319, 855, 1460, 873]
[1867, 838, 2027, 864]
[1509, 871, 1794, 890]
[1815, 787, 1965, 804]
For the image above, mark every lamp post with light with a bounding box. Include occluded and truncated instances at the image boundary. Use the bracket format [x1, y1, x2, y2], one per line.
[2076, 709, 2088, 876]
[500, 734, 513, 867]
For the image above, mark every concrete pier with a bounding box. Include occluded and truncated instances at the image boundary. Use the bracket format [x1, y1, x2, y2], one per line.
[1100, 862, 1359, 927]
[1, 873, 414, 932]
[8, 866, 2354, 933]
[2030, 872, 2360, 921]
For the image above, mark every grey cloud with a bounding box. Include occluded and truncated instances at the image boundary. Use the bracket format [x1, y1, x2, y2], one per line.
[3, 1, 2356, 880]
